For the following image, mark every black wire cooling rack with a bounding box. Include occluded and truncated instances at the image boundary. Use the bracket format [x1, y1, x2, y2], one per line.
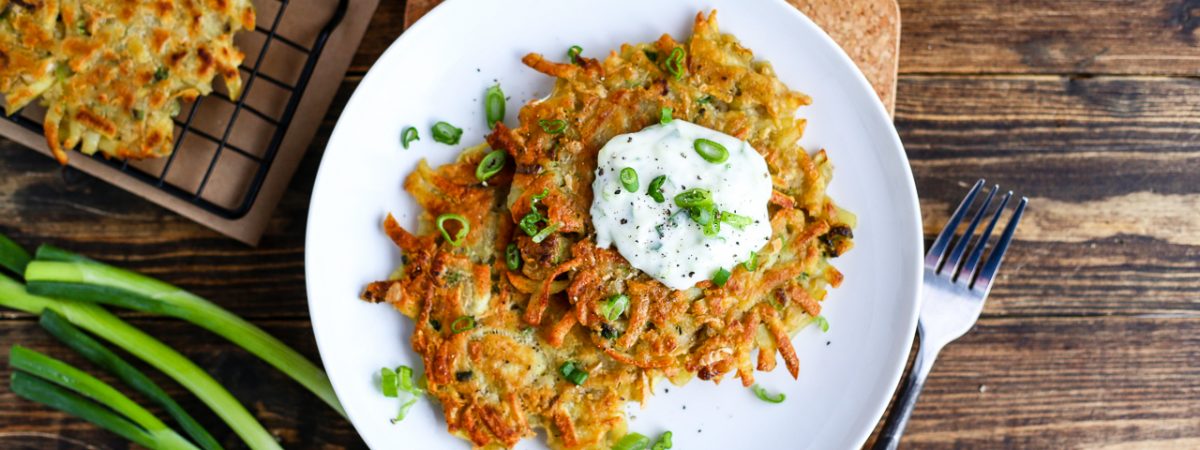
[2, 0, 349, 219]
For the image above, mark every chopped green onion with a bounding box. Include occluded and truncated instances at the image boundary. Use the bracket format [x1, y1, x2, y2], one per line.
[696, 94, 713, 105]
[665, 47, 686, 80]
[720, 210, 753, 229]
[693, 138, 729, 163]
[393, 396, 418, 423]
[398, 366, 419, 393]
[0, 233, 31, 276]
[660, 107, 673, 125]
[401, 127, 419, 149]
[435, 214, 469, 247]
[132, 109, 144, 120]
[613, 432, 651, 450]
[644, 50, 658, 62]
[559, 362, 588, 385]
[505, 243, 521, 270]
[388, 365, 423, 423]
[451, 316, 476, 334]
[814, 315, 830, 332]
[567, 45, 583, 63]
[647, 175, 667, 203]
[539, 119, 567, 134]
[381, 367, 399, 398]
[674, 188, 714, 209]
[531, 222, 560, 244]
[530, 188, 550, 209]
[711, 267, 731, 287]
[485, 84, 505, 128]
[599, 294, 629, 322]
[0, 275, 283, 450]
[431, 121, 462, 145]
[701, 214, 721, 237]
[688, 206, 715, 226]
[519, 213, 542, 236]
[39, 310, 222, 450]
[652, 431, 673, 450]
[475, 150, 506, 182]
[153, 67, 169, 82]
[743, 251, 758, 271]
[619, 167, 639, 191]
[751, 384, 786, 403]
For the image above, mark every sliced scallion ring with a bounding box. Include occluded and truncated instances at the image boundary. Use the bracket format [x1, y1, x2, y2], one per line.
[665, 47, 686, 80]
[720, 210, 752, 229]
[711, 267, 731, 287]
[619, 167, 639, 191]
[539, 119, 567, 134]
[660, 107, 673, 125]
[693, 138, 729, 163]
[485, 84, 505, 128]
[435, 214, 469, 247]
[567, 45, 583, 63]
[743, 251, 759, 271]
[530, 222, 560, 244]
[599, 294, 630, 322]
[431, 121, 462, 145]
[751, 384, 786, 403]
[450, 316, 476, 334]
[401, 127, 419, 149]
[647, 175, 667, 203]
[673, 188, 714, 209]
[475, 150, 506, 181]
[505, 243, 521, 270]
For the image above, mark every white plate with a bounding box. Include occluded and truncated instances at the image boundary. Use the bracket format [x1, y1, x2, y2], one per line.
[305, 0, 922, 448]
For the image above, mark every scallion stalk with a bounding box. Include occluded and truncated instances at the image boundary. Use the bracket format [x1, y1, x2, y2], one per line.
[0, 233, 30, 276]
[23, 250, 344, 419]
[0, 274, 282, 450]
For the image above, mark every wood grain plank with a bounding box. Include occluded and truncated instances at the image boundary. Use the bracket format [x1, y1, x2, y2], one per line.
[898, 0, 1200, 75]
[900, 316, 1200, 448]
[0, 319, 365, 449]
[895, 75, 1200, 315]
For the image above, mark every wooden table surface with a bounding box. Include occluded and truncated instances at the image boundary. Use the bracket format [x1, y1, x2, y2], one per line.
[2, 1, 1198, 448]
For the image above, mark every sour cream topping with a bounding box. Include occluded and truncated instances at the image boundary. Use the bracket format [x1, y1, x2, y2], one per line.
[590, 120, 772, 290]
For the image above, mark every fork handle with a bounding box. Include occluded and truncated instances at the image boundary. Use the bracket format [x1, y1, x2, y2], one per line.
[872, 325, 940, 450]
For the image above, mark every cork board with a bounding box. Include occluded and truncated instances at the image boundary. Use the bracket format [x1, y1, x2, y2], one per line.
[0, 0, 380, 245]
[404, 0, 900, 116]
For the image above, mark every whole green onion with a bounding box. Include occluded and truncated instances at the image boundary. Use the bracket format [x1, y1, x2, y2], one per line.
[505, 243, 521, 270]
[751, 384, 786, 403]
[435, 214, 469, 247]
[475, 150, 506, 182]
[0, 275, 282, 450]
[39, 310, 222, 450]
[485, 84, 505, 128]
[711, 267, 731, 287]
[619, 167, 639, 191]
[693, 138, 729, 163]
[401, 127, 419, 149]
[432, 121, 462, 145]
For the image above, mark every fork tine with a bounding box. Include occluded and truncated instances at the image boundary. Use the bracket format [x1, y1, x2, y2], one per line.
[944, 185, 998, 276]
[957, 191, 1012, 286]
[973, 196, 1028, 291]
[925, 179, 985, 269]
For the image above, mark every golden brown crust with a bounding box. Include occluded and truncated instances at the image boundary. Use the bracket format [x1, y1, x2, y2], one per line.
[364, 11, 854, 449]
[0, 0, 254, 162]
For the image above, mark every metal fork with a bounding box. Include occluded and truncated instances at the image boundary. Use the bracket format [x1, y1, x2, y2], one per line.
[872, 179, 1028, 450]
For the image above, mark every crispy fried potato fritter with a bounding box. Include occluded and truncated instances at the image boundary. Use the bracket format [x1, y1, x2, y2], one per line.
[364, 11, 854, 449]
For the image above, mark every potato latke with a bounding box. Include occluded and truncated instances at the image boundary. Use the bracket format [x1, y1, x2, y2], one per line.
[364, 11, 854, 449]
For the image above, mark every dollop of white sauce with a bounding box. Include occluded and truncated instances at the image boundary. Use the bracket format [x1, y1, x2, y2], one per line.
[590, 120, 773, 290]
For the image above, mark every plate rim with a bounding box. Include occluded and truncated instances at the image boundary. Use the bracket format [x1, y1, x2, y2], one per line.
[305, 0, 923, 447]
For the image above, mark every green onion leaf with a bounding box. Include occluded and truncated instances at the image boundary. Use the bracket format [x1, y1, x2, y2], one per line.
[518, 213, 543, 236]
[659, 107, 673, 125]
[393, 395, 418, 423]
[619, 167, 639, 191]
[567, 45, 583, 63]
[688, 206, 715, 226]
[505, 243, 521, 270]
[701, 215, 721, 237]
[720, 210, 753, 229]
[431, 121, 462, 145]
[435, 214, 469, 247]
[381, 367, 399, 398]
[531, 222, 560, 244]
[599, 294, 630, 322]
[401, 127, 419, 149]
[613, 432, 651, 450]
[39, 310, 223, 450]
[485, 84, 506, 128]
[814, 315, 830, 332]
[743, 251, 758, 271]
[711, 267, 731, 287]
[0, 233, 31, 276]
[451, 316, 476, 334]
[693, 138, 729, 163]
[559, 362, 588, 385]
[751, 384, 786, 403]
[674, 188, 714, 209]
[475, 150, 506, 182]
[665, 47, 686, 80]
[10, 372, 159, 449]
[539, 119, 567, 134]
[651, 431, 673, 450]
[398, 366, 420, 393]
[647, 175, 667, 203]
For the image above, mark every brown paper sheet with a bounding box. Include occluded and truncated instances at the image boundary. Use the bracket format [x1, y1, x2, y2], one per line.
[0, 0, 380, 245]
[404, 0, 900, 115]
